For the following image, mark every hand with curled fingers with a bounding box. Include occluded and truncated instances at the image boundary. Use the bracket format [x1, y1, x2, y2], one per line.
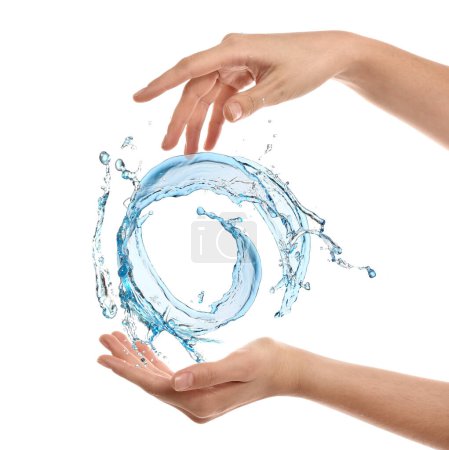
[133, 31, 357, 154]
[97, 332, 298, 422]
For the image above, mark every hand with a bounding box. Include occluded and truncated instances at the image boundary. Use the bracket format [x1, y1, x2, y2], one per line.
[97, 331, 449, 446]
[133, 31, 357, 154]
[97, 332, 298, 422]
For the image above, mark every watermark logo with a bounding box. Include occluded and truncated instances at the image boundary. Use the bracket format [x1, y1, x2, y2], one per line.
[191, 212, 257, 263]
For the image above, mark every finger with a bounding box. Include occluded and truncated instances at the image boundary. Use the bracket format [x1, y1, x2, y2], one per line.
[97, 354, 168, 394]
[184, 101, 210, 155]
[134, 341, 173, 375]
[113, 331, 173, 375]
[204, 83, 237, 151]
[133, 44, 235, 102]
[99, 334, 143, 365]
[223, 78, 280, 122]
[110, 330, 151, 362]
[184, 81, 221, 154]
[110, 331, 171, 375]
[99, 333, 162, 375]
[171, 349, 255, 391]
[111, 331, 173, 375]
[161, 72, 218, 150]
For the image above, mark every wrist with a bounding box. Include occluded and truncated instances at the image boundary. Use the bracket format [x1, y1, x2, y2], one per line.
[303, 30, 365, 81]
[272, 343, 326, 398]
[333, 32, 379, 85]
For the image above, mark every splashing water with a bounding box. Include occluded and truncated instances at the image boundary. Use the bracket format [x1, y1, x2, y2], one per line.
[92, 151, 118, 319]
[93, 149, 375, 361]
[121, 136, 136, 150]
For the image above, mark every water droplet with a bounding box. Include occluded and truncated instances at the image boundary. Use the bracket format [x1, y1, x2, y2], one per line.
[303, 282, 311, 290]
[115, 159, 125, 171]
[187, 337, 198, 347]
[118, 264, 129, 277]
[121, 136, 134, 149]
[198, 290, 205, 304]
[102, 305, 117, 319]
[99, 151, 111, 165]
[367, 267, 376, 278]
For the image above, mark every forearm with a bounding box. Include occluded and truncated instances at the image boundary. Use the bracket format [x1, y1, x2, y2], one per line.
[335, 33, 449, 149]
[285, 346, 449, 448]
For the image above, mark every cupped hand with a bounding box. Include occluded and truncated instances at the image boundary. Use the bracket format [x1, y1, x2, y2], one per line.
[133, 31, 356, 154]
[98, 331, 299, 422]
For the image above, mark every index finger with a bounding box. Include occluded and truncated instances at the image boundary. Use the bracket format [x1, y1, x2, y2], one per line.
[133, 44, 236, 102]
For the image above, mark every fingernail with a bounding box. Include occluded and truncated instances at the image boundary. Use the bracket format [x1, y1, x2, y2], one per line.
[173, 372, 193, 391]
[97, 357, 112, 369]
[226, 102, 242, 121]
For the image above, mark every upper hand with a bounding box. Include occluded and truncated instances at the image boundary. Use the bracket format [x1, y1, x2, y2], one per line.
[133, 31, 355, 154]
[98, 331, 297, 422]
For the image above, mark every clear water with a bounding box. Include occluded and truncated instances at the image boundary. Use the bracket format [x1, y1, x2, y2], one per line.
[121, 136, 136, 150]
[92, 151, 118, 319]
[93, 148, 375, 361]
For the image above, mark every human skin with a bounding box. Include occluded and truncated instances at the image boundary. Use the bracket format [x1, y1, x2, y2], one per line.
[98, 31, 449, 448]
[98, 332, 449, 449]
[133, 31, 449, 152]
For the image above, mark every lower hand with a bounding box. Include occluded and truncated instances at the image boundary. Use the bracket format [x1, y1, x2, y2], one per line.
[98, 332, 298, 422]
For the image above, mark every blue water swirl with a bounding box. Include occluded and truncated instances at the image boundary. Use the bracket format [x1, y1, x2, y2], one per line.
[94, 151, 375, 361]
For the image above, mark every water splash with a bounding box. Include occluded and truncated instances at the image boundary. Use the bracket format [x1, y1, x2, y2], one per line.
[258, 119, 275, 161]
[263, 143, 273, 155]
[92, 151, 118, 319]
[114, 157, 141, 188]
[93, 151, 375, 361]
[121, 136, 136, 150]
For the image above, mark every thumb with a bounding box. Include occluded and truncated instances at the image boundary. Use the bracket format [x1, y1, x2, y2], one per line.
[223, 80, 278, 122]
[171, 351, 252, 391]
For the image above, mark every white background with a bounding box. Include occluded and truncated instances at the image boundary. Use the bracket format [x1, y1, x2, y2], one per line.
[1, 1, 448, 449]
